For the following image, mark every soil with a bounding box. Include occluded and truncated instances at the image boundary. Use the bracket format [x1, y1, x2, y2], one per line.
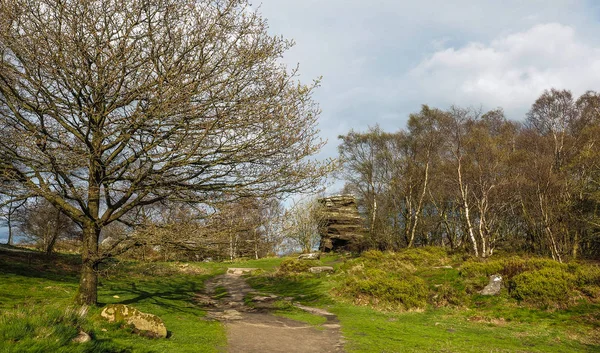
[198, 269, 345, 353]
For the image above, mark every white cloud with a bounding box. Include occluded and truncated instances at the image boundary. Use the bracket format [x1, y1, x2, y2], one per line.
[410, 23, 600, 117]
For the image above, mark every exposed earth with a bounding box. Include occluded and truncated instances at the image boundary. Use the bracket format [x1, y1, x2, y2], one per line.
[198, 268, 345, 353]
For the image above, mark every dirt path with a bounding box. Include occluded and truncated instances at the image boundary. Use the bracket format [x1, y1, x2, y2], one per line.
[197, 269, 345, 353]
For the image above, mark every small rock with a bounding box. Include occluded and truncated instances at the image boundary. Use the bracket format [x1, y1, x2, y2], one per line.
[101, 304, 167, 338]
[101, 328, 108, 332]
[480, 274, 503, 296]
[208, 309, 243, 321]
[72, 331, 91, 343]
[309, 266, 334, 274]
[227, 268, 258, 275]
[113, 295, 120, 298]
[298, 253, 321, 260]
[433, 265, 453, 269]
[252, 296, 273, 302]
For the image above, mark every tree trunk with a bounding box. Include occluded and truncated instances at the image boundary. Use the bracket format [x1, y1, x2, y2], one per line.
[76, 223, 100, 305]
[457, 158, 479, 257]
[7, 213, 13, 245]
[408, 158, 430, 248]
[45, 209, 61, 255]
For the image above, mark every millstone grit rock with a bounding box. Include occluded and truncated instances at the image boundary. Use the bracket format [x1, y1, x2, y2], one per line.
[298, 253, 321, 260]
[72, 331, 91, 343]
[101, 304, 167, 338]
[309, 266, 334, 274]
[480, 275, 503, 296]
[227, 268, 258, 275]
[318, 195, 365, 252]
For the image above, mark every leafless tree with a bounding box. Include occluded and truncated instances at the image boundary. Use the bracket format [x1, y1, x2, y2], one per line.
[0, 0, 330, 304]
[15, 198, 79, 254]
[282, 196, 326, 253]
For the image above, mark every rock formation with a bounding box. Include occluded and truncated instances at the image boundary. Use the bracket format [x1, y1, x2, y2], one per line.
[480, 275, 503, 296]
[298, 253, 321, 260]
[101, 304, 168, 338]
[318, 195, 364, 252]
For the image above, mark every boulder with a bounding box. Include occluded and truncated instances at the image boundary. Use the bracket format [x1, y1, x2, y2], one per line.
[298, 253, 321, 260]
[101, 304, 167, 338]
[480, 275, 503, 296]
[318, 195, 365, 252]
[309, 266, 334, 274]
[227, 268, 258, 275]
[72, 331, 91, 343]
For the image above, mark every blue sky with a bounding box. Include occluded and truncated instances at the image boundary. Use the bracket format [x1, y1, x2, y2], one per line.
[253, 0, 600, 180]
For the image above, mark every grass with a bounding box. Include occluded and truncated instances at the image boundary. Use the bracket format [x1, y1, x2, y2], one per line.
[271, 300, 328, 327]
[248, 249, 600, 353]
[0, 251, 227, 353]
[332, 305, 599, 353]
[1, 246, 599, 353]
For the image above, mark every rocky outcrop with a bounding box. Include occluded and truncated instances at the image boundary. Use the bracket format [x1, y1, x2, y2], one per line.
[318, 195, 364, 252]
[101, 304, 167, 338]
[480, 275, 503, 295]
[227, 268, 258, 275]
[298, 253, 321, 260]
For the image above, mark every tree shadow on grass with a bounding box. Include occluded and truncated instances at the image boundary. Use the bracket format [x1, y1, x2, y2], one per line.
[0, 247, 80, 283]
[247, 275, 334, 306]
[98, 273, 215, 316]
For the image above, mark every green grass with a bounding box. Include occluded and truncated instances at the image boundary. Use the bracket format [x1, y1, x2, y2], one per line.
[271, 300, 328, 327]
[0, 252, 227, 353]
[2, 247, 599, 353]
[332, 305, 599, 353]
[248, 250, 600, 353]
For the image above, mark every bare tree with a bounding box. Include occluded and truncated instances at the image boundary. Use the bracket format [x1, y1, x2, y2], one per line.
[0, 0, 330, 304]
[16, 198, 79, 254]
[283, 197, 325, 253]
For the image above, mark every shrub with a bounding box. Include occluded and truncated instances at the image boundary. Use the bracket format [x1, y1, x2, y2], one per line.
[393, 246, 449, 267]
[334, 268, 428, 310]
[431, 283, 466, 307]
[361, 249, 385, 261]
[508, 267, 576, 307]
[460, 260, 505, 277]
[461, 256, 569, 280]
[277, 259, 319, 275]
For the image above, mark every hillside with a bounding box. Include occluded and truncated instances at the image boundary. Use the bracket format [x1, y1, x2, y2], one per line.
[1, 246, 599, 352]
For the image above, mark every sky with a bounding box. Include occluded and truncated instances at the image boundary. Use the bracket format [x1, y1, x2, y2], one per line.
[253, 0, 600, 191]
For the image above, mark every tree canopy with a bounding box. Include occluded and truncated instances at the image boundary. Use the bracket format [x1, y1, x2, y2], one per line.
[0, 0, 330, 304]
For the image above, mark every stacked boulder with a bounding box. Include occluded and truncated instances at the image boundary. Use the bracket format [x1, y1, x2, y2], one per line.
[318, 195, 364, 252]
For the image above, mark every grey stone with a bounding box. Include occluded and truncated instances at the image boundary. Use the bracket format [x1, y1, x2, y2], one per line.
[227, 268, 258, 275]
[318, 195, 365, 252]
[298, 253, 321, 260]
[480, 274, 503, 295]
[72, 331, 91, 343]
[309, 266, 334, 274]
[101, 304, 167, 338]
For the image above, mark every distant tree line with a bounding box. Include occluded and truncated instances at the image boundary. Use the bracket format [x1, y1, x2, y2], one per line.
[338, 89, 600, 261]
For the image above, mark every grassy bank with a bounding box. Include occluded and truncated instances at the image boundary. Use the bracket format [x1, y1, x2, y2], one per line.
[0, 248, 227, 353]
[248, 248, 600, 353]
[1, 245, 599, 352]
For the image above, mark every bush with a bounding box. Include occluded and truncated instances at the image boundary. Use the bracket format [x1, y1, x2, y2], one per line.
[508, 267, 576, 307]
[460, 260, 505, 277]
[460, 256, 569, 279]
[277, 259, 319, 275]
[431, 283, 466, 307]
[393, 246, 449, 267]
[334, 268, 428, 310]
